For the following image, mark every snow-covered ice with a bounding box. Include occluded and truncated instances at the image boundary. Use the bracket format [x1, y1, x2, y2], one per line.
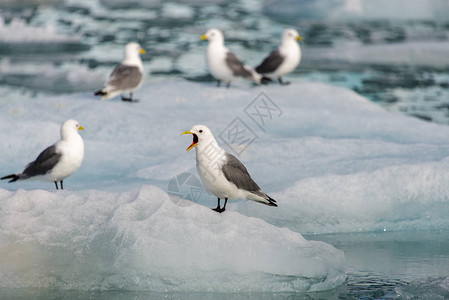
[1, 80, 449, 292]
[0, 186, 345, 292]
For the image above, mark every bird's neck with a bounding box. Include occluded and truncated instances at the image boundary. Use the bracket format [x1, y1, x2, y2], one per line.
[61, 132, 82, 143]
[281, 39, 300, 50]
[195, 140, 226, 166]
[123, 54, 143, 68]
[208, 39, 225, 50]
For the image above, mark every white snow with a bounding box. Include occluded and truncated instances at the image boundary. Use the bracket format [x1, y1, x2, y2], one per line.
[2, 80, 449, 291]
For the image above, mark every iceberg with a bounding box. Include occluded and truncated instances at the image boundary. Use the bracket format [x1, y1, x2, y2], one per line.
[0, 186, 346, 292]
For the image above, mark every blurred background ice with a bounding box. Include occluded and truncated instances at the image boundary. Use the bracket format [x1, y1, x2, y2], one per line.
[1, 0, 449, 123]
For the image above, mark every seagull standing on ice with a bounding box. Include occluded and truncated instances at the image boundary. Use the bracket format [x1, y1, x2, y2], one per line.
[1, 119, 85, 190]
[182, 125, 277, 212]
[94, 42, 146, 102]
[200, 28, 269, 88]
[255, 28, 303, 85]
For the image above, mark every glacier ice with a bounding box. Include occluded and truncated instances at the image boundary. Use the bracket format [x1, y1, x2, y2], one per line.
[2, 80, 449, 235]
[0, 186, 346, 292]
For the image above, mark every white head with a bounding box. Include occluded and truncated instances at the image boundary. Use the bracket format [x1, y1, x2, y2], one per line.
[61, 119, 84, 140]
[182, 124, 218, 152]
[282, 28, 303, 43]
[200, 28, 225, 45]
[124, 42, 145, 62]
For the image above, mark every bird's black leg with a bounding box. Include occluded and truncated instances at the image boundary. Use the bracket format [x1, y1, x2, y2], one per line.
[54, 181, 59, 190]
[60, 180, 64, 190]
[212, 198, 221, 211]
[217, 80, 221, 87]
[121, 93, 139, 103]
[226, 82, 231, 88]
[212, 197, 226, 213]
[278, 77, 290, 86]
[222, 198, 228, 211]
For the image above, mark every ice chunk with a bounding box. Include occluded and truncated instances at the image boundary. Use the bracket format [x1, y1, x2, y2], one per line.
[0, 18, 88, 53]
[0, 17, 80, 43]
[303, 41, 449, 69]
[263, 0, 449, 21]
[1, 80, 449, 236]
[0, 59, 104, 93]
[0, 186, 346, 292]
[397, 277, 449, 299]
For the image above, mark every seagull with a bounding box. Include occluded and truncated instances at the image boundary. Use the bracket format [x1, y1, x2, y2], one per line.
[182, 125, 277, 213]
[200, 28, 269, 88]
[255, 28, 303, 85]
[94, 42, 146, 102]
[1, 119, 85, 190]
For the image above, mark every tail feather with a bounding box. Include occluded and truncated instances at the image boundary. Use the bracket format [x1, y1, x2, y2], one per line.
[261, 76, 272, 85]
[1, 174, 20, 183]
[264, 195, 277, 207]
[94, 89, 106, 96]
[243, 65, 265, 84]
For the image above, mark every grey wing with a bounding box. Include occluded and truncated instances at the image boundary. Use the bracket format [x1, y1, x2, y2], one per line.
[225, 52, 253, 78]
[255, 49, 284, 74]
[22, 145, 62, 178]
[222, 153, 263, 195]
[106, 64, 142, 90]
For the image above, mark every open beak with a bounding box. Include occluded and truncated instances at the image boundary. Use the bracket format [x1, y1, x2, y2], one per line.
[296, 35, 303, 41]
[200, 34, 208, 40]
[182, 130, 198, 152]
[140, 48, 146, 54]
[78, 125, 85, 131]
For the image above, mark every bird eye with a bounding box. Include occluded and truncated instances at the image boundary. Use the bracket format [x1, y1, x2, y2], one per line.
[199, 130, 203, 133]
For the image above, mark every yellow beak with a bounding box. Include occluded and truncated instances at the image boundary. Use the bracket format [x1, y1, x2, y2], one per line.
[182, 130, 198, 152]
[200, 34, 208, 40]
[78, 125, 85, 131]
[140, 48, 146, 54]
[296, 35, 303, 41]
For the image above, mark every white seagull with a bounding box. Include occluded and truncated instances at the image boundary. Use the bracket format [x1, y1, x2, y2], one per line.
[1, 119, 85, 190]
[94, 42, 146, 102]
[200, 28, 269, 88]
[255, 28, 303, 85]
[182, 125, 277, 213]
